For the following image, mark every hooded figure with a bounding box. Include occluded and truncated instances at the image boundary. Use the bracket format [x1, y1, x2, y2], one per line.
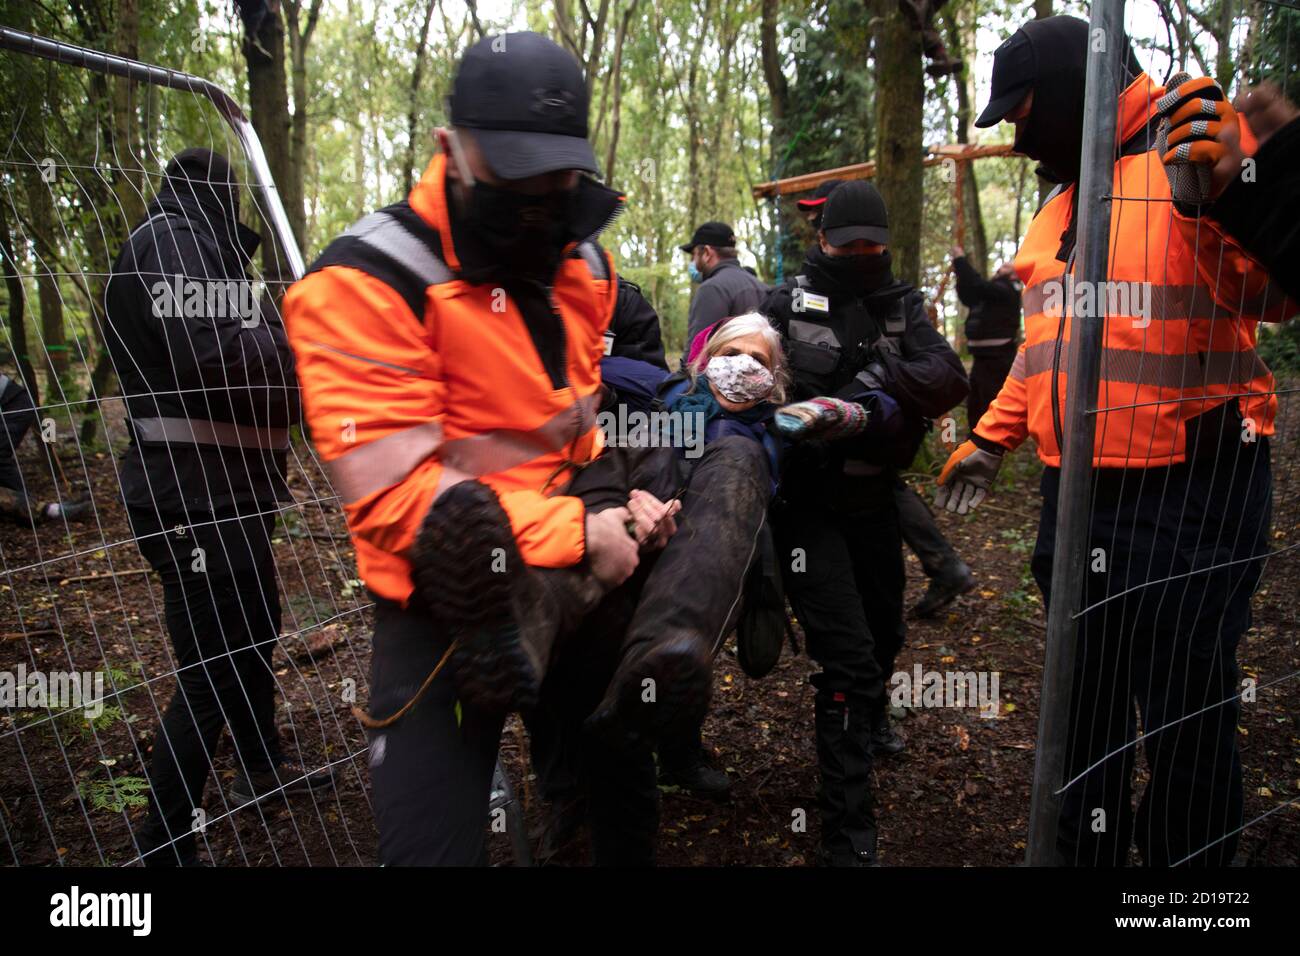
[977, 15, 1141, 184]
[105, 149, 317, 867]
[104, 147, 296, 517]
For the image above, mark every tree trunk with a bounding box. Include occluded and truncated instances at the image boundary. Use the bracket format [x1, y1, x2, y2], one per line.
[403, 0, 438, 195]
[0, 206, 36, 406]
[81, 0, 142, 446]
[239, 0, 294, 278]
[872, 0, 925, 287]
[24, 170, 67, 394]
[1215, 0, 1236, 90]
[285, 0, 322, 250]
[947, 11, 987, 275]
[602, 1, 638, 184]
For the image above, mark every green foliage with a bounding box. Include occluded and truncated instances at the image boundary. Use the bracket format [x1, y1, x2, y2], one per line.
[1258, 320, 1300, 377]
[78, 775, 151, 814]
[1253, 1, 1299, 102]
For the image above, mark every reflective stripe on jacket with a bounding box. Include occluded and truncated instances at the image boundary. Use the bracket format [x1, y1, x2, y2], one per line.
[283, 154, 619, 604]
[974, 73, 1296, 469]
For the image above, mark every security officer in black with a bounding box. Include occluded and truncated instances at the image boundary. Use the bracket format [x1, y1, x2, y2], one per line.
[105, 149, 329, 865]
[763, 181, 968, 865]
[949, 246, 1021, 428]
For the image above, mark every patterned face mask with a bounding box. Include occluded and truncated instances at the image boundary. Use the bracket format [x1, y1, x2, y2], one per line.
[706, 353, 775, 404]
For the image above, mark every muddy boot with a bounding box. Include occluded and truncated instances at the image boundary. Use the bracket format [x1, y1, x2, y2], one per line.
[815, 690, 881, 866]
[586, 436, 770, 746]
[909, 558, 975, 619]
[415, 480, 609, 713]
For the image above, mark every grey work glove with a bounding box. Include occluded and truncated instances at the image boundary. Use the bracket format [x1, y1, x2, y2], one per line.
[934, 439, 1004, 515]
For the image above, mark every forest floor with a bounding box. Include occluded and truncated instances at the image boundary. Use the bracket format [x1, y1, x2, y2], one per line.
[1, 391, 1297, 867]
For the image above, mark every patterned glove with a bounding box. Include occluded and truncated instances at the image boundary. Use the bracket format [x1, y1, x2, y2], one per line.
[1156, 73, 1234, 205]
[775, 397, 871, 440]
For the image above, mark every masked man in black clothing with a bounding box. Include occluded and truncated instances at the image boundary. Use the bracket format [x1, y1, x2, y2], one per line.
[800, 183, 974, 624]
[763, 181, 968, 865]
[105, 149, 331, 866]
[949, 246, 1022, 429]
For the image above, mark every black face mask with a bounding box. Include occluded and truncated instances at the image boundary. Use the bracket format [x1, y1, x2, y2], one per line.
[808, 246, 894, 296]
[1013, 16, 1143, 184]
[461, 180, 577, 283]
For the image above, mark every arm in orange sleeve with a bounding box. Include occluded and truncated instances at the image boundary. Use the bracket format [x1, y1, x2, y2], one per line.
[972, 343, 1030, 452]
[1171, 203, 1298, 323]
[282, 265, 587, 572]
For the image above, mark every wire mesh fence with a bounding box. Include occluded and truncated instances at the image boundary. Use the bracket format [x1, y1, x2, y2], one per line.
[0, 28, 380, 866]
[0, 4, 1295, 870]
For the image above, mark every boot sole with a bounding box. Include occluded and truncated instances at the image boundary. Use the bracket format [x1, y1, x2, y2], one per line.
[414, 481, 539, 712]
[586, 641, 711, 747]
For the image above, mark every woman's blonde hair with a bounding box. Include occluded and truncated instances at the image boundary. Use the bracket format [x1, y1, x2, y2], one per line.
[686, 311, 788, 405]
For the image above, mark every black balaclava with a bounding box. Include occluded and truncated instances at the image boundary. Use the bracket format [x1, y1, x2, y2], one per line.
[161, 148, 240, 222]
[158, 148, 259, 263]
[1014, 16, 1142, 184]
[805, 246, 895, 298]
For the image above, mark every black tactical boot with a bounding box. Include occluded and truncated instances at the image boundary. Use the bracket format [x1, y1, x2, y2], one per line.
[658, 731, 733, 796]
[909, 558, 975, 619]
[415, 479, 607, 713]
[815, 690, 881, 866]
[229, 759, 336, 805]
[869, 706, 906, 757]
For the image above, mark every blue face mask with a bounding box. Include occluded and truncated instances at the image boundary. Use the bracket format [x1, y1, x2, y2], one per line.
[687, 261, 703, 284]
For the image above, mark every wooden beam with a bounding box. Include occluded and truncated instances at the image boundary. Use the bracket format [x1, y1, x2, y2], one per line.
[752, 142, 1015, 199]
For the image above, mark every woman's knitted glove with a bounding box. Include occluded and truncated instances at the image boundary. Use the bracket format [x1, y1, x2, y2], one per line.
[775, 397, 871, 440]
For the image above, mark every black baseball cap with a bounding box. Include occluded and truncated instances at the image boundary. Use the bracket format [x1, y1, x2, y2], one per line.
[821, 180, 889, 246]
[680, 221, 737, 253]
[449, 32, 599, 179]
[796, 178, 844, 211]
[975, 28, 1035, 128]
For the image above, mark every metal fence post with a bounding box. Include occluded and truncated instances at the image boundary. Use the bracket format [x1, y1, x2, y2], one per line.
[1024, 0, 1126, 865]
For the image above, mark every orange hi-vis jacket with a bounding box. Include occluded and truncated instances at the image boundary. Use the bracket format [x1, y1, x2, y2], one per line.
[974, 73, 1296, 469]
[283, 154, 620, 604]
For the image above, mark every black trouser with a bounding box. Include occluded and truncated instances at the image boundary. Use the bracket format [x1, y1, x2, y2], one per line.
[131, 509, 283, 864]
[525, 588, 662, 866]
[1033, 439, 1271, 866]
[893, 478, 960, 579]
[774, 470, 906, 858]
[367, 595, 507, 866]
[0, 380, 35, 493]
[967, 348, 1017, 430]
[520, 444, 683, 867]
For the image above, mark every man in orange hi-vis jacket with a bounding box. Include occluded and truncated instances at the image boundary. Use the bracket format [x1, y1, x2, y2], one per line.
[936, 16, 1296, 867]
[284, 33, 769, 866]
